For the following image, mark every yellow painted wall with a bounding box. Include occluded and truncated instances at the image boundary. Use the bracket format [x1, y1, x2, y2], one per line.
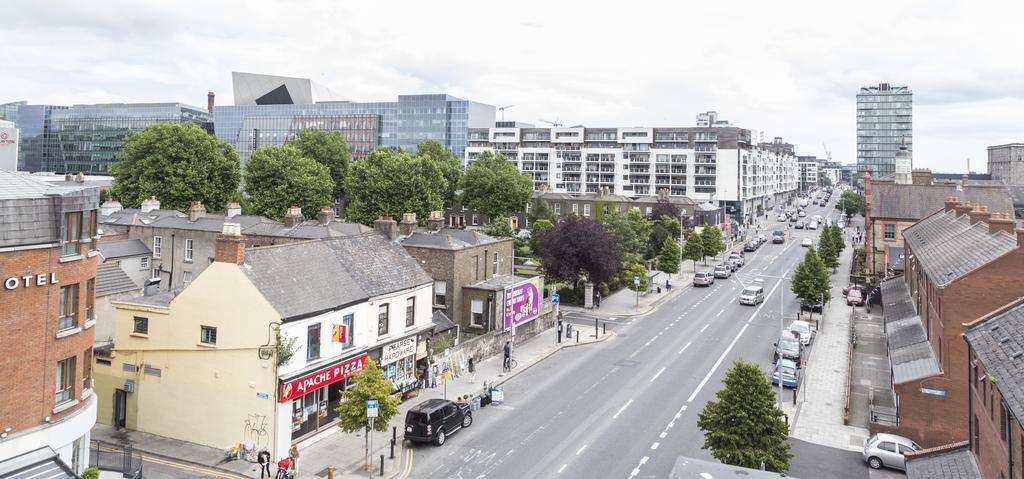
[110, 262, 282, 454]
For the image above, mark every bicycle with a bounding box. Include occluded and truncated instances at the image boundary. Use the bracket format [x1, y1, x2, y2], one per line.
[503, 357, 518, 371]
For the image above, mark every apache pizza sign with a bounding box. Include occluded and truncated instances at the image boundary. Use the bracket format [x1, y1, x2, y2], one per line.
[278, 353, 367, 403]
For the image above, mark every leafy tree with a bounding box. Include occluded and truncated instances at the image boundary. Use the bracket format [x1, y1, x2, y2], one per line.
[647, 215, 681, 260]
[481, 216, 514, 238]
[651, 202, 681, 224]
[336, 358, 401, 469]
[657, 237, 681, 278]
[700, 225, 727, 261]
[416, 140, 462, 208]
[538, 217, 621, 286]
[110, 122, 240, 212]
[529, 218, 554, 253]
[627, 209, 653, 249]
[602, 210, 644, 264]
[528, 198, 555, 224]
[829, 223, 846, 253]
[460, 151, 533, 219]
[682, 229, 705, 270]
[838, 190, 864, 217]
[289, 129, 350, 201]
[822, 176, 834, 187]
[817, 225, 840, 272]
[697, 360, 792, 472]
[624, 262, 649, 292]
[791, 246, 831, 315]
[243, 145, 333, 221]
[345, 149, 446, 225]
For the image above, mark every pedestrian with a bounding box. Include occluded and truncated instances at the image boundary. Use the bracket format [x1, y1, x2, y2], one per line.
[503, 340, 512, 372]
[596, 292, 602, 308]
[257, 449, 271, 479]
[288, 446, 298, 473]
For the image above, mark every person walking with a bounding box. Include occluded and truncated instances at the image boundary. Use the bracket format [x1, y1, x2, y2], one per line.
[503, 340, 512, 372]
[257, 449, 272, 479]
[596, 292, 602, 308]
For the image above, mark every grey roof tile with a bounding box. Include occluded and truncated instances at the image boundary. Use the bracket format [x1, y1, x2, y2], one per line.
[0, 170, 88, 200]
[95, 263, 141, 296]
[906, 445, 981, 479]
[97, 239, 151, 259]
[402, 228, 506, 250]
[870, 183, 1012, 219]
[881, 277, 917, 325]
[902, 210, 1017, 287]
[881, 276, 941, 383]
[964, 299, 1024, 422]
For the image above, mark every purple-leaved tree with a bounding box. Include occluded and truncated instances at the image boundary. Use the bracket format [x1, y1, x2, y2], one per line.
[538, 217, 621, 286]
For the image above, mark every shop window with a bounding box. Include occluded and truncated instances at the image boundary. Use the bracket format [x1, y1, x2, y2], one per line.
[200, 325, 217, 345]
[58, 284, 79, 331]
[307, 323, 321, 361]
[434, 281, 447, 306]
[153, 236, 162, 258]
[471, 299, 484, 327]
[378, 304, 389, 336]
[185, 238, 194, 262]
[406, 297, 415, 327]
[133, 317, 149, 335]
[56, 356, 76, 405]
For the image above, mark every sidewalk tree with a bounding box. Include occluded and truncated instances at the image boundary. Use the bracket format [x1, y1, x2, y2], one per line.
[344, 148, 447, 225]
[243, 145, 334, 221]
[646, 215, 681, 259]
[682, 229, 705, 269]
[838, 190, 864, 217]
[416, 140, 462, 208]
[817, 225, 840, 272]
[697, 360, 792, 472]
[601, 210, 645, 264]
[657, 237, 681, 279]
[336, 358, 401, 469]
[289, 129, 350, 202]
[700, 225, 727, 261]
[481, 217, 515, 238]
[791, 246, 831, 316]
[624, 262, 649, 292]
[538, 217, 621, 287]
[460, 151, 533, 220]
[110, 122, 241, 212]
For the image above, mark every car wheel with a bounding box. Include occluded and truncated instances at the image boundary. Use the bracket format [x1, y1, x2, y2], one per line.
[463, 413, 473, 428]
[867, 456, 883, 469]
[434, 429, 446, 446]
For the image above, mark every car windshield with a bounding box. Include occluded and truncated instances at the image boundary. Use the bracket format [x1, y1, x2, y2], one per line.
[779, 365, 797, 376]
[742, 287, 759, 295]
[407, 411, 429, 426]
[715, 266, 726, 271]
[791, 324, 809, 334]
[773, 231, 784, 236]
[850, 290, 862, 298]
[780, 337, 799, 350]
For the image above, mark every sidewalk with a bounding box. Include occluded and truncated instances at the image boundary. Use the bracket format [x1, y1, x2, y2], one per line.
[560, 263, 702, 319]
[91, 322, 613, 479]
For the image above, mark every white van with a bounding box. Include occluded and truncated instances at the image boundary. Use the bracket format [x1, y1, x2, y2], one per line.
[739, 285, 765, 305]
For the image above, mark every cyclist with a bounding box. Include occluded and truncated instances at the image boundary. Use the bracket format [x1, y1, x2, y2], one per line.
[503, 340, 512, 372]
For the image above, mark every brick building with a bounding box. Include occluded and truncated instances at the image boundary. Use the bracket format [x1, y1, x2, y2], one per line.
[0, 171, 99, 475]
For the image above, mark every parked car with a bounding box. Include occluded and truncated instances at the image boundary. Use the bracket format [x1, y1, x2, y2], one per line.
[713, 265, 731, 279]
[789, 215, 799, 223]
[862, 433, 921, 471]
[770, 359, 801, 388]
[777, 214, 788, 221]
[757, 234, 767, 244]
[798, 210, 807, 217]
[694, 271, 715, 287]
[728, 253, 745, 268]
[843, 284, 863, 296]
[405, 399, 473, 446]
[788, 320, 815, 346]
[726, 259, 739, 272]
[801, 238, 813, 247]
[847, 289, 865, 306]
[739, 285, 765, 305]
[774, 331, 802, 362]
[744, 241, 758, 252]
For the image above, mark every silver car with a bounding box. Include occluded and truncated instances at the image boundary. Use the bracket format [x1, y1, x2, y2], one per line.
[862, 433, 921, 471]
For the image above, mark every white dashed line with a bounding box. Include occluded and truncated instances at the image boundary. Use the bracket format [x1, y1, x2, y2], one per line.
[651, 442, 660, 450]
[715, 309, 724, 318]
[649, 367, 667, 382]
[558, 464, 567, 473]
[576, 445, 587, 455]
[659, 432, 667, 439]
[678, 341, 692, 354]
[613, 399, 633, 419]
[699, 323, 710, 333]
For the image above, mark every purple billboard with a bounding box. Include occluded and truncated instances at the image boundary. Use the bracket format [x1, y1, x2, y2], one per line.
[503, 277, 541, 331]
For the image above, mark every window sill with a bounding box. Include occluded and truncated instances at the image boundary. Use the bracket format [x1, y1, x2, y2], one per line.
[56, 327, 82, 339]
[130, 332, 149, 339]
[83, 319, 96, 330]
[468, 324, 485, 329]
[81, 387, 93, 401]
[196, 342, 217, 348]
[58, 254, 84, 263]
[52, 399, 79, 414]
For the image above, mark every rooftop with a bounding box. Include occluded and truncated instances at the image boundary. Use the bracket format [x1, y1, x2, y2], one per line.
[869, 183, 1013, 220]
[964, 297, 1024, 424]
[881, 277, 941, 383]
[0, 170, 92, 200]
[466, 275, 534, 292]
[95, 262, 141, 296]
[402, 228, 508, 250]
[97, 239, 151, 259]
[905, 442, 981, 479]
[100, 207, 372, 239]
[902, 208, 1018, 287]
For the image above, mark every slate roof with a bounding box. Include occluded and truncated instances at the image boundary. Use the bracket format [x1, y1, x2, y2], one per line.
[95, 262, 140, 296]
[902, 209, 1018, 287]
[905, 444, 981, 479]
[881, 276, 917, 325]
[0, 170, 86, 200]
[467, 275, 533, 291]
[432, 310, 457, 334]
[97, 239, 151, 259]
[402, 228, 507, 250]
[1006, 185, 1024, 208]
[887, 245, 905, 272]
[100, 209, 371, 239]
[870, 183, 1013, 220]
[114, 288, 181, 308]
[0, 447, 76, 479]
[881, 276, 941, 383]
[964, 299, 1024, 423]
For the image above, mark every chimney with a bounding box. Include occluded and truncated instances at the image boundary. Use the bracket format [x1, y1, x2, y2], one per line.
[141, 196, 160, 214]
[187, 201, 206, 222]
[99, 200, 123, 216]
[954, 201, 973, 218]
[427, 211, 445, 231]
[283, 206, 304, 228]
[944, 196, 960, 213]
[75, 172, 85, 183]
[399, 212, 417, 236]
[207, 92, 215, 114]
[64, 173, 72, 182]
[143, 278, 161, 296]
[989, 211, 1017, 236]
[225, 201, 241, 218]
[215, 222, 246, 264]
[374, 216, 398, 240]
[317, 207, 336, 226]
[968, 205, 989, 225]
[911, 168, 932, 186]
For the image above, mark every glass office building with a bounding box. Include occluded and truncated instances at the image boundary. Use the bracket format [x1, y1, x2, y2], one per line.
[856, 83, 912, 176]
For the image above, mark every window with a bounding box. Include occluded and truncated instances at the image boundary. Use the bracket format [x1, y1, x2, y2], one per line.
[133, 316, 149, 335]
[378, 304, 389, 335]
[83, 348, 92, 391]
[434, 280, 447, 306]
[307, 323, 321, 361]
[406, 297, 416, 327]
[62, 211, 82, 256]
[85, 279, 95, 322]
[493, 252, 500, 276]
[58, 284, 79, 331]
[974, 416, 980, 453]
[884, 224, 895, 240]
[200, 325, 217, 345]
[140, 256, 150, 270]
[184, 239, 194, 262]
[645, 207, 653, 218]
[572, 203, 579, 215]
[183, 271, 193, 284]
[472, 214, 478, 226]
[471, 299, 484, 327]
[153, 236, 162, 258]
[475, 256, 480, 281]
[56, 356, 76, 405]
[877, 442, 897, 453]
[554, 203, 561, 215]
[898, 444, 915, 454]
[342, 314, 354, 348]
[583, 204, 591, 217]
[151, 267, 160, 279]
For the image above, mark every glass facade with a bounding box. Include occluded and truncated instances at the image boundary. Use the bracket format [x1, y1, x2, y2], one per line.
[856, 84, 912, 176]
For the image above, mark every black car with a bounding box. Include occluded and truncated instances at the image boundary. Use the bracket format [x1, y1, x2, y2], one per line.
[405, 399, 472, 446]
[744, 241, 758, 252]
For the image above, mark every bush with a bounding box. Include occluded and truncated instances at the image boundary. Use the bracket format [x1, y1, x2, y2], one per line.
[81, 468, 100, 479]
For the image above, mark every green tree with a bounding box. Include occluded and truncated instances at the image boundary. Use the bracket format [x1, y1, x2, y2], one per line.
[657, 237, 681, 279]
[838, 190, 864, 216]
[336, 358, 401, 469]
[538, 217, 621, 287]
[345, 149, 446, 225]
[602, 210, 644, 264]
[627, 209, 653, 252]
[829, 223, 847, 253]
[700, 225, 727, 261]
[416, 140, 463, 208]
[791, 246, 831, 316]
[528, 198, 555, 224]
[818, 225, 840, 272]
[481, 217, 515, 238]
[110, 123, 240, 212]
[682, 229, 705, 270]
[647, 215, 682, 260]
[624, 262, 649, 292]
[243, 145, 334, 221]
[529, 218, 554, 253]
[460, 151, 533, 220]
[697, 360, 792, 472]
[289, 129, 350, 202]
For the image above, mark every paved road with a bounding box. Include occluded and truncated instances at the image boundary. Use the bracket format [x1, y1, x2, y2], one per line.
[407, 199, 863, 479]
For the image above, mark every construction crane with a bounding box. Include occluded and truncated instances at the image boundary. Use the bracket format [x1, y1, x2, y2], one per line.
[822, 142, 832, 162]
[539, 119, 564, 127]
[498, 105, 515, 121]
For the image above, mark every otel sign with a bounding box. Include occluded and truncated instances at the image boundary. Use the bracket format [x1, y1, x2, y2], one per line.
[4, 272, 59, 290]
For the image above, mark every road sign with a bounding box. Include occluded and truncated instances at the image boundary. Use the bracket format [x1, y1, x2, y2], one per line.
[633, 276, 640, 285]
[551, 293, 560, 305]
[366, 399, 379, 418]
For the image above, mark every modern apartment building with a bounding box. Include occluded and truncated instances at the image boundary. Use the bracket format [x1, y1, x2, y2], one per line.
[465, 125, 797, 219]
[987, 143, 1024, 185]
[796, 156, 820, 192]
[857, 82, 912, 176]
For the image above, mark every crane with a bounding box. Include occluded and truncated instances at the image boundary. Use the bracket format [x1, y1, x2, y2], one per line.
[498, 105, 515, 121]
[539, 119, 564, 127]
[822, 142, 832, 162]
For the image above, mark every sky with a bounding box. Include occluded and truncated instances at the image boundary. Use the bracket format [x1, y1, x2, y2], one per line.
[5, 0, 1024, 173]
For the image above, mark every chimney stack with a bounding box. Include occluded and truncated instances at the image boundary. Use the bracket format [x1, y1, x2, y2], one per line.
[954, 201, 973, 218]
[911, 168, 932, 186]
[225, 201, 241, 218]
[399, 213, 418, 236]
[989, 211, 1017, 236]
[64, 173, 72, 182]
[214, 222, 246, 264]
[968, 205, 989, 225]
[207, 92, 215, 114]
[75, 172, 85, 183]
[141, 196, 160, 214]
[187, 201, 206, 222]
[944, 196, 960, 213]
[374, 216, 398, 241]
[317, 207, 336, 226]
[100, 200, 123, 216]
[283, 206, 304, 228]
[427, 211, 445, 231]
[144, 278, 161, 296]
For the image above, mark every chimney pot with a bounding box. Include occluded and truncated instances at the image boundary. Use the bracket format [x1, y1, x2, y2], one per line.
[225, 201, 241, 218]
[141, 196, 160, 214]
[283, 206, 304, 228]
[100, 200, 123, 216]
[64, 173, 72, 182]
[215, 222, 245, 264]
[954, 201, 973, 218]
[75, 172, 85, 183]
[187, 201, 206, 222]
[968, 204, 989, 225]
[399, 212, 418, 236]
[426, 211, 445, 231]
[317, 207, 336, 226]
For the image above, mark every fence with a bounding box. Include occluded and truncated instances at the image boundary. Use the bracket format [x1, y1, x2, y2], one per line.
[90, 440, 143, 479]
[843, 309, 857, 425]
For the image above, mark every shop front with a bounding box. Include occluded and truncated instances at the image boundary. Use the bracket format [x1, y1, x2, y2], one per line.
[279, 353, 367, 446]
[379, 337, 418, 398]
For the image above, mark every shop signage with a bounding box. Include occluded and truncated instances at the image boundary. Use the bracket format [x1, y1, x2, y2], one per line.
[381, 337, 416, 366]
[279, 353, 367, 403]
[503, 277, 541, 331]
[4, 272, 59, 290]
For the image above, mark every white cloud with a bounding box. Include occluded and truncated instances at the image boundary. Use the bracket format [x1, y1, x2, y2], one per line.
[4, 0, 1024, 172]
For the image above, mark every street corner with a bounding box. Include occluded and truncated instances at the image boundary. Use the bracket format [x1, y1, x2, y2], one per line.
[561, 329, 616, 349]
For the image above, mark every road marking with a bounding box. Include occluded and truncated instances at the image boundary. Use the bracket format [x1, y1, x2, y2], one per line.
[649, 367, 667, 382]
[577, 445, 587, 455]
[715, 309, 724, 318]
[507, 449, 515, 455]
[668, 421, 675, 428]
[558, 464, 567, 473]
[659, 432, 667, 439]
[651, 442, 660, 450]
[678, 341, 692, 354]
[613, 399, 633, 419]
[699, 323, 710, 333]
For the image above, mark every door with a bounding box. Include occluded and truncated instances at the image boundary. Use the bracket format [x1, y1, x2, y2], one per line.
[113, 389, 127, 429]
[877, 441, 900, 468]
[444, 404, 458, 429]
[896, 444, 915, 469]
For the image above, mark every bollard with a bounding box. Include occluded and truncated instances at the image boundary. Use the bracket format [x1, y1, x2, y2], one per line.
[380, 454, 385, 476]
[595, 318, 599, 338]
[576, 330, 579, 343]
[390, 438, 395, 459]
[327, 465, 335, 479]
[793, 388, 797, 405]
[784, 414, 789, 426]
[393, 426, 397, 444]
[603, 322, 606, 335]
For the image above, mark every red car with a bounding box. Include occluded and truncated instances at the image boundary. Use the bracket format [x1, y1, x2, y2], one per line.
[843, 284, 863, 296]
[847, 289, 864, 306]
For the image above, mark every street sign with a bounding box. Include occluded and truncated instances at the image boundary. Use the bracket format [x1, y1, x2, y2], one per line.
[366, 399, 379, 418]
[633, 276, 640, 285]
[920, 387, 947, 397]
[551, 293, 560, 305]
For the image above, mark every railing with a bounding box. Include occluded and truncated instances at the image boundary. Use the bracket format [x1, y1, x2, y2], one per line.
[90, 440, 144, 478]
[843, 310, 857, 425]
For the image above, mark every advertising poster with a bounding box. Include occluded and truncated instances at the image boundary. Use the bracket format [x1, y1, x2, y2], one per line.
[503, 276, 541, 331]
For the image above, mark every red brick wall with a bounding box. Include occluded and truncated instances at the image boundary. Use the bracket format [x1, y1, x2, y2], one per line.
[969, 360, 1011, 479]
[0, 246, 96, 434]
